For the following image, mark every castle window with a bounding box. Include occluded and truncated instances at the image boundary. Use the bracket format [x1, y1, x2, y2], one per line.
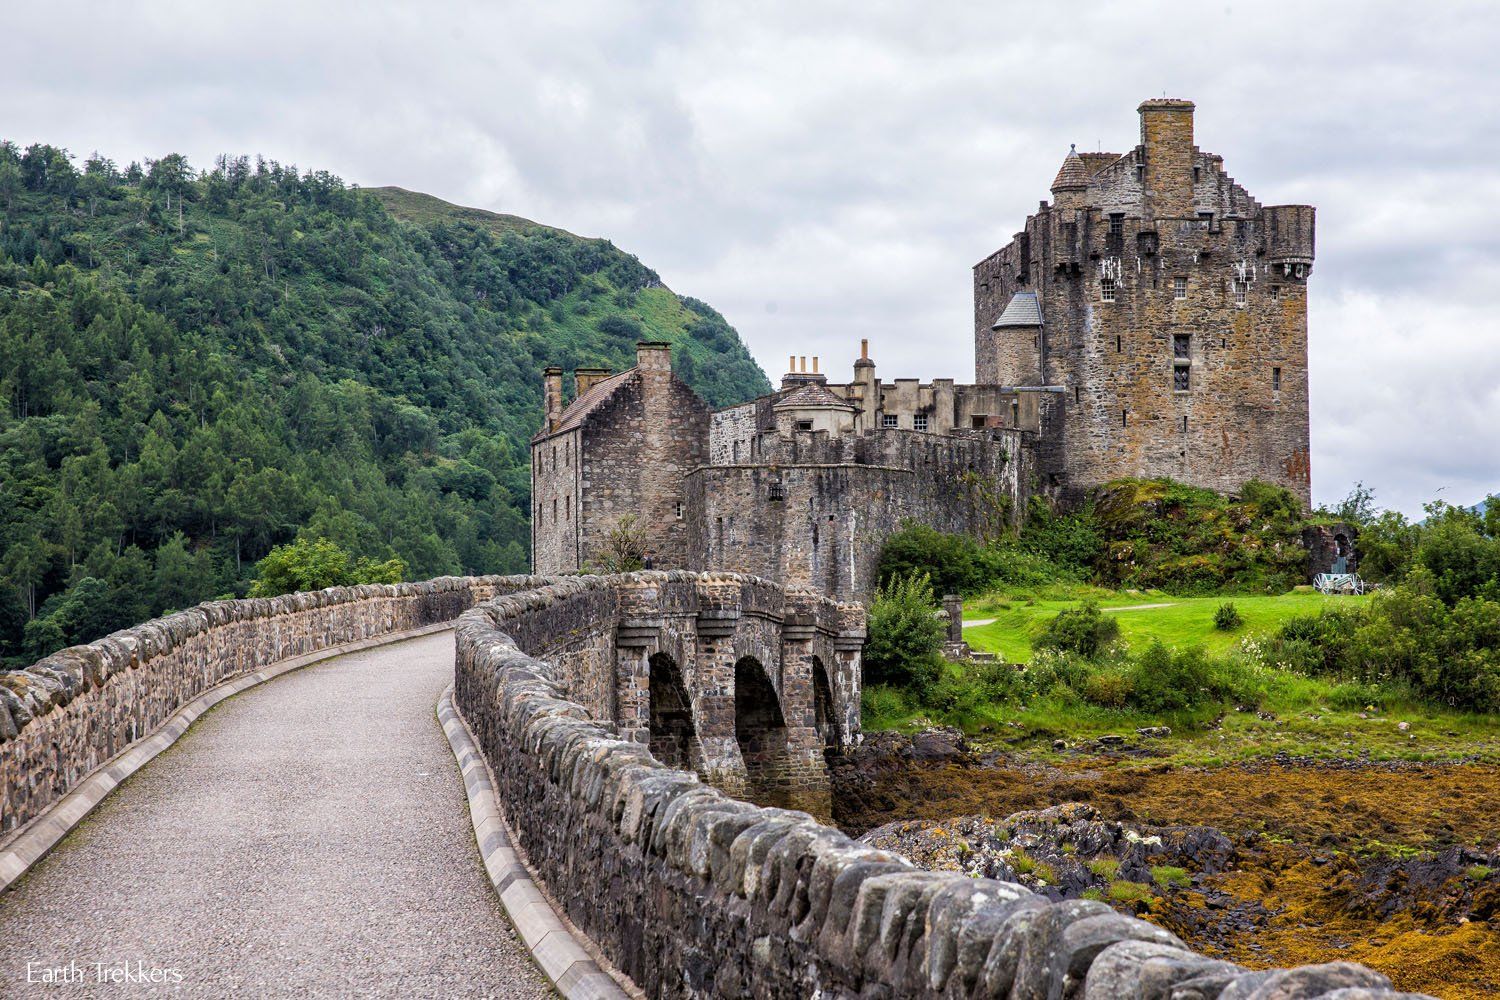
[1193, 166, 1201, 183]
[1173, 365, 1191, 392]
[1198, 212, 1214, 231]
[565, 495, 570, 521]
[1173, 276, 1188, 300]
[1108, 214, 1124, 238]
[1061, 221, 1076, 247]
[675, 501, 685, 520]
[1234, 279, 1248, 307]
[1271, 285, 1281, 301]
[552, 498, 557, 522]
[1011, 401, 1020, 427]
[971, 415, 987, 429]
[768, 480, 786, 502]
[1121, 409, 1128, 427]
[1273, 367, 1282, 392]
[551, 445, 557, 471]
[1074, 385, 1080, 403]
[1115, 334, 1122, 353]
[795, 420, 813, 432]
[1101, 277, 1116, 302]
[913, 412, 929, 432]
[881, 414, 899, 429]
[1173, 334, 1191, 359]
[1182, 415, 1189, 433]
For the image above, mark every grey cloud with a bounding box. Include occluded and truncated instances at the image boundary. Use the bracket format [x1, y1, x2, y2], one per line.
[2, 0, 1497, 515]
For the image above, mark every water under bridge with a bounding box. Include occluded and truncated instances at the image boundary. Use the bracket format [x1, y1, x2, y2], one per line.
[0, 573, 1427, 998]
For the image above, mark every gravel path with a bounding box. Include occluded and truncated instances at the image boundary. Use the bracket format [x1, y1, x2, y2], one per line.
[0, 631, 553, 999]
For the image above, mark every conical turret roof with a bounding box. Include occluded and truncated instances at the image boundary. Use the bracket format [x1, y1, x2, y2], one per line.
[1051, 144, 1088, 192]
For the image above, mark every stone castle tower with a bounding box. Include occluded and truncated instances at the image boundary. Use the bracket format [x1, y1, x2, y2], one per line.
[974, 99, 1314, 506]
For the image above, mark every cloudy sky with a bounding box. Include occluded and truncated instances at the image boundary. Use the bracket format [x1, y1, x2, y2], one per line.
[3, 1, 1496, 515]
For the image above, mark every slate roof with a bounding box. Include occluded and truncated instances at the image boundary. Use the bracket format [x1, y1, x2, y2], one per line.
[537, 368, 635, 440]
[992, 291, 1043, 329]
[1051, 145, 1088, 191]
[772, 381, 857, 410]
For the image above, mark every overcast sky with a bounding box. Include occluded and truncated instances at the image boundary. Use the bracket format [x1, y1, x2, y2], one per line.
[3, 1, 1496, 515]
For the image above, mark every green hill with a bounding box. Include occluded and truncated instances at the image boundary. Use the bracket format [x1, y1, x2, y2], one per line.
[0, 143, 770, 663]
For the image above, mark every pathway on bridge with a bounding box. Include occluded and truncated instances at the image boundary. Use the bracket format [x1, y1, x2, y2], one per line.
[0, 632, 552, 999]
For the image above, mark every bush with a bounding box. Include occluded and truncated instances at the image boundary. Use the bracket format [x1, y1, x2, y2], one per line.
[249, 537, 405, 598]
[1214, 602, 1243, 631]
[1034, 601, 1120, 659]
[1083, 668, 1135, 708]
[1129, 641, 1215, 714]
[863, 572, 945, 696]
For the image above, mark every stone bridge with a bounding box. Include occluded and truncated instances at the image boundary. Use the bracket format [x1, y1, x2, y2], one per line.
[0, 572, 1430, 999]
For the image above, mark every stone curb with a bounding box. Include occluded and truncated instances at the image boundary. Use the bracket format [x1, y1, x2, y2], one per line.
[0, 621, 455, 894]
[438, 685, 633, 1000]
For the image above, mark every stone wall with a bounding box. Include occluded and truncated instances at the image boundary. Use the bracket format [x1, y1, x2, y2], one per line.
[974, 98, 1313, 508]
[455, 575, 1426, 999]
[0, 575, 549, 840]
[686, 428, 1037, 600]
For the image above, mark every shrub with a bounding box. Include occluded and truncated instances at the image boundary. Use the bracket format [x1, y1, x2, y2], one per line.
[1034, 601, 1120, 659]
[249, 537, 404, 598]
[1129, 641, 1215, 714]
[1107, 881, 1154, 905]
[1214, 601, 1243, 631]
[977, 660, 1027, 704]
[1083, 668, 1135, 708]
[1009, 849, 1036, 875]
[863, 572, 945, 696]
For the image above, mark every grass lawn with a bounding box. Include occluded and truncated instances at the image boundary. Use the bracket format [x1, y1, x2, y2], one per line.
[963, 586, 1370, 663]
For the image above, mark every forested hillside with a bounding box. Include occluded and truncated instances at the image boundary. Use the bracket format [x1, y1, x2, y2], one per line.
[0, 143, 770, 664]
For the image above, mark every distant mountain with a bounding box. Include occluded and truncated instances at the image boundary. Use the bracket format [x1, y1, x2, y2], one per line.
[0, 143, 770, 662]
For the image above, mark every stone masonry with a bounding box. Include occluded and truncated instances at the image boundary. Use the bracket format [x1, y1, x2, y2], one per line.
[454, 575, 1430, 999]
[532, 98, 1318, 602]
[974, 99, 1314, 506]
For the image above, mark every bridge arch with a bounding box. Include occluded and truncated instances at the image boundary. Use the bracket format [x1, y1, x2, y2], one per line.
[810, 654, 840, 751]
[733, 655, 792, 807]
[647, 651, 696, 770]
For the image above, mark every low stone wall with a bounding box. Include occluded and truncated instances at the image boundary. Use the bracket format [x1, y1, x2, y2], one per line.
[0, 574, 552, 840]
[457, 574, 1431, 999]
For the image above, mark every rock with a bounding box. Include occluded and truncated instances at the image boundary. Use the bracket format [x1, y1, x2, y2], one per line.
[1218, 961, 1390, 1000]
[1053, 740, 1068, 751]
[1397, 721, 1410, 732]
[1136, 726, 1171, 739]
[909, 726, 968, 762]
[1097, 735, 1127, 748]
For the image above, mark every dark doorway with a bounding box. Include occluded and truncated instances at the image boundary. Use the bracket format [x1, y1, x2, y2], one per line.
[734, 656, 790, 806]
[811, 656, 840, 752]
[648, 653, 695, 770]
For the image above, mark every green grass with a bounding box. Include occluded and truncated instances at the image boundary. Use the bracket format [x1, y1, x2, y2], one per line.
[964, 586, 1369, 663]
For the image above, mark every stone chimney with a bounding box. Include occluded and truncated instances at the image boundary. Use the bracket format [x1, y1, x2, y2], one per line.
[636, 341, 672, 372]
[542, 366, 564, 432]
[780, 354, 827, 390]
[1138, 98, 1196, 220]
[853, 339, 879, 430]
[573, 367, 613, 397]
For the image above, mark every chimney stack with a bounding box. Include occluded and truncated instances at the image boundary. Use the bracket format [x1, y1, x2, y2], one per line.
[1138, 98, 1197, 220]
[542, 366, 564, 432]
[574, 366, 613, 397]
[635, 340, 671, 372]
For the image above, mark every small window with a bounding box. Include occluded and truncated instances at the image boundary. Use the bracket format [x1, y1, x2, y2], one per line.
[1101, 277, 1116, 302]
[1061, 221, 1076, 247]
[768, 481, 786, 502]
[1233, 280, 1248, 307]
[1181, 415, 1188, 433]
[1011, 401, 1020, 427]
[881, 414, 899, 429]
[971, 415, 987, 429]
[565, 495, 570, 521]
[552, 498, 557, 521]
[795, 420, 813, 432]
[1174, 365, 1191, 392]
[675, 501, 685, 520]
[1115, 334, 1122, 353]
[1173, 276, 1187, 300]
[913, 412, 929, 432]
[1173, 334, 1191, 359]
[1108, 214, 1124, 238]
[1271, 285, 1281, 301]
[1193, 166, 1201, 183]
[1272, 367, 1282, 392]
[1198, 211, 1214, 230]
[1074, 385, 1080, 403]
[1121, 409, 1128, 427]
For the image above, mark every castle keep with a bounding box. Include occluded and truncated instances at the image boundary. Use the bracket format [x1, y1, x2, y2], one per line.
[976, 98, 1314, 505]
[532, 98, 1315, 599]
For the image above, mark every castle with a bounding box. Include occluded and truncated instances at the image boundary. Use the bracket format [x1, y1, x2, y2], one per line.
[531, 99, 1315, 600]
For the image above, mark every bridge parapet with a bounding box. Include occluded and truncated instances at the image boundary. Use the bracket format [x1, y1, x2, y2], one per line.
[0, 574, 552, 840]
[455, 572, 1429, 1000]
